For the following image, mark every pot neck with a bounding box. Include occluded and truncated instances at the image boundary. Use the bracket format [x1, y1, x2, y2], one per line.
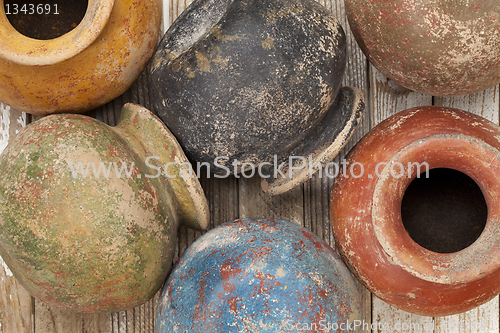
[112, 103, 209, 232]
[0, 0, 114, 66]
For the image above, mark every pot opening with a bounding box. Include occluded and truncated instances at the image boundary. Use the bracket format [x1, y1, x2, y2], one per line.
[4, 0, 88, 40]
[401, 168, 487, 254]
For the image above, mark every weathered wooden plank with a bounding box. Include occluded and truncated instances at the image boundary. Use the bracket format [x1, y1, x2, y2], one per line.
[316, 0, 374, 328]
[198, 173, 240, 229]
[434, 86, 499, 123]
[239, 176, 303, 224]
[0, 104, 33, 333]
[432, 86, 500, 333]
[371, 67, 433, 124]
[434, 298, 499, 333]
[373, 296, 434, 333]
[34, 302, 113, 333]
[0, 104, 27, 150]
[175, 173, 240, 261]
[168, 0, 193, 27]
[0, 249, 33, 333]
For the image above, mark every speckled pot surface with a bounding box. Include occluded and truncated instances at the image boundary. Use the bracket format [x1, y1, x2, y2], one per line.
[345, 0, 500, 96]
[0, 104, 209, 313]
[331, 106, 500, 316]
[0, 0, 161, 115]
[156, 218, 362, 332]
[151, 0, 364, 195]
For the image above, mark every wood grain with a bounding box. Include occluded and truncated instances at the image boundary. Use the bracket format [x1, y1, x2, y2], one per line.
[318, 0, 374, 327]
[372, 296, 434, 333]
[433, 87, 500, 333]
[0, 243, 33, 333]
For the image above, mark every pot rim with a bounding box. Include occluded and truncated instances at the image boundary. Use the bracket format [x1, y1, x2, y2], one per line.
[372, 133, 500, 285]
[0, 0, 114, 66]
[261, 86, 364, 195]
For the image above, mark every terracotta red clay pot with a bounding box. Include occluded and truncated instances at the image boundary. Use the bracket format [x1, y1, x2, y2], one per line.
[331, 106, 500, 316]
[0, 103, 209, 312]
[345, 0, 500, 96]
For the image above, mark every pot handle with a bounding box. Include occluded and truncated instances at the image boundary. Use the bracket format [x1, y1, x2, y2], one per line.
[113, 103, 210, 231]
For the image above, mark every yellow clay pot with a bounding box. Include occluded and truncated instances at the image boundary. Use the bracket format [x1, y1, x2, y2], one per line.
[0, 0, 161, 115]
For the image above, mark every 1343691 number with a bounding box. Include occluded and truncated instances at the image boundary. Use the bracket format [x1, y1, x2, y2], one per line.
[5, 4, 59, 14]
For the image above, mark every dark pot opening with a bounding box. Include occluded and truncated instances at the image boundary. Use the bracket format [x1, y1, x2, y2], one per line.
[4, 0, 88, 40]
[401, 168, 487, 254]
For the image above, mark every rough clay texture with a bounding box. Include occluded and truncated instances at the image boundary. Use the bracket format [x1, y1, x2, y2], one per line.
[0, 104, 208, 313]
[345, 0, 500, 96]
[261, 87, 364, 195]
[0, 0, 162, 115]
[151, 0, 356, 180]
[331, 106, 500, 316]
[156, 218, 362, 332]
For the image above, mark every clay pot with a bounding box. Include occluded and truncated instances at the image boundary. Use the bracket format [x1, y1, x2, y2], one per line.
[0, 104, 209, 313]
[0, 0, 161, 115]
[156, 218, 362, 332]
[150, 0, 364, 195]
[345, 0, 500, 96]
[331, 106, 500, 316]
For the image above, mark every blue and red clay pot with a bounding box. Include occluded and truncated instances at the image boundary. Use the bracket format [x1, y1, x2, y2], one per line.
[156, 218, 362, 332]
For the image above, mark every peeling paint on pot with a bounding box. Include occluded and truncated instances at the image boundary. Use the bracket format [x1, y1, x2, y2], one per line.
[0, 0, 162, 115]
[156, 218, 362, 332]
[345, 0, 500, 96]
[331, 106, 500, 316]
[150, 0, 364, 195]
[0, 103, 209, 313]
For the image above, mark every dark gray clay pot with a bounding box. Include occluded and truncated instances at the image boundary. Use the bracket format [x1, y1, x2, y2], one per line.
[150, 0, 364, 195]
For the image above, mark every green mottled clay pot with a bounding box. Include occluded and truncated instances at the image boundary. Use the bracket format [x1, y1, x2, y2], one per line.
[0, 103, 209, 313]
